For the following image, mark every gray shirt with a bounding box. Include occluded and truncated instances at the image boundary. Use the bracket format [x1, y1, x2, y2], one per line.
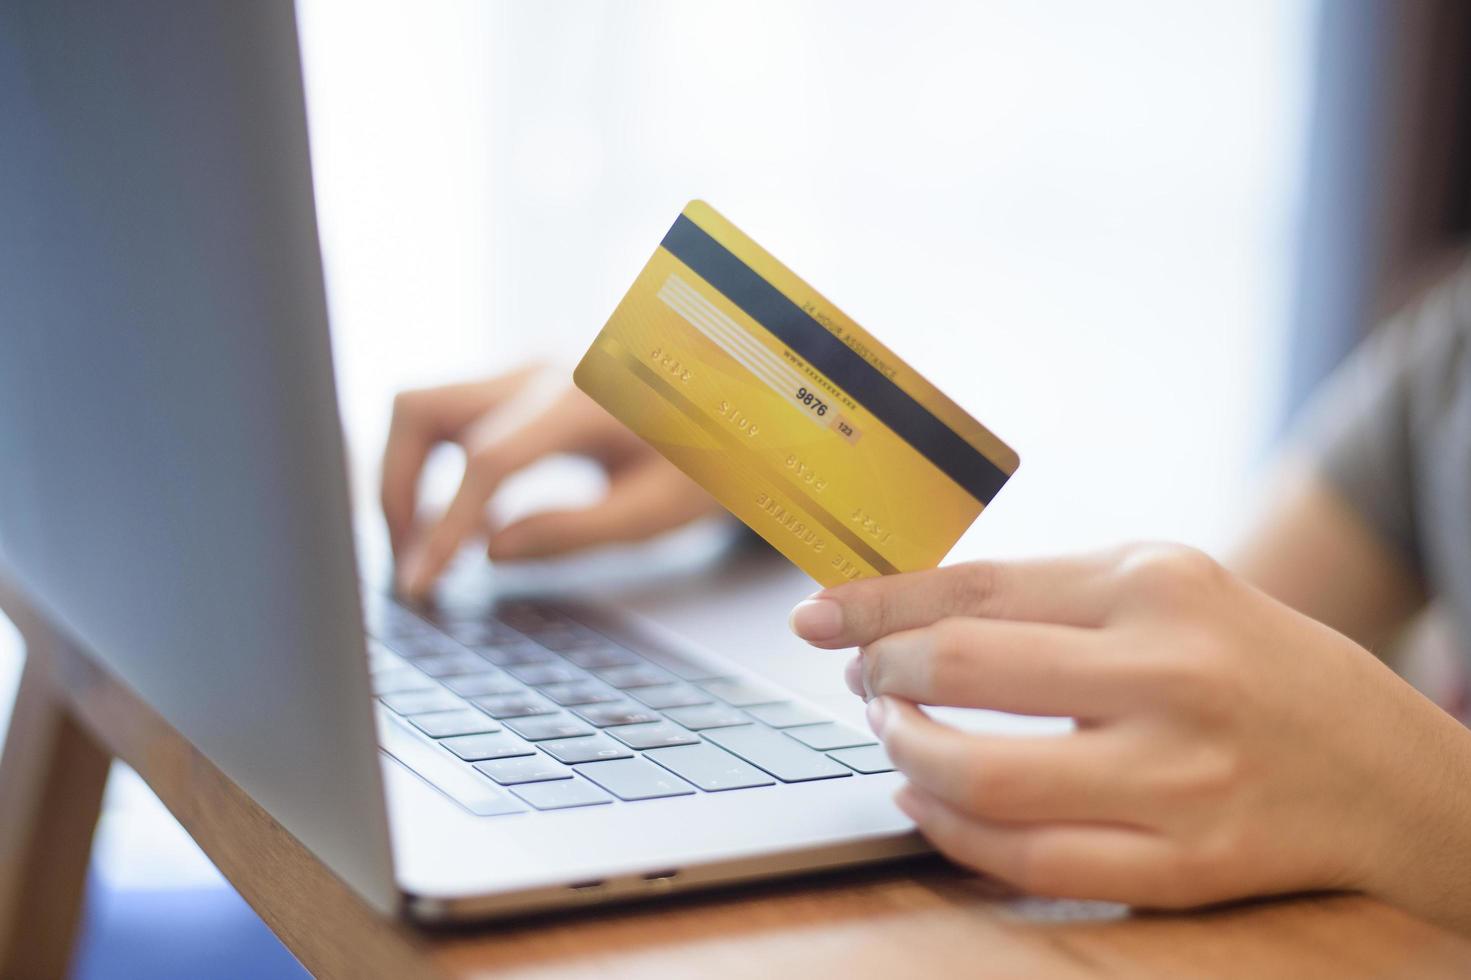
[1299, 257, 1471, 656]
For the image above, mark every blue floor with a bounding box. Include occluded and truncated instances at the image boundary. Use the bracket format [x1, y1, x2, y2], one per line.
[71, 873, 310, 980]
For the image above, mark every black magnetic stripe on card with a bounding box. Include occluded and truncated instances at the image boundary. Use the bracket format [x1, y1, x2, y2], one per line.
[659, 213, 1009, 505]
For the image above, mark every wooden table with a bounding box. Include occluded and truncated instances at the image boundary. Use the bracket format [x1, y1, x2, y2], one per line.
[3, 575, 1470, 980]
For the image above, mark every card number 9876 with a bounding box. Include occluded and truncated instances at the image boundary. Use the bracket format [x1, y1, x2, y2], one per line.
[795, 387, 828, 417]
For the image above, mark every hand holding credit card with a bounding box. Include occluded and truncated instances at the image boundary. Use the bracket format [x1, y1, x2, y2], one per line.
[575, 201, 1018, 587]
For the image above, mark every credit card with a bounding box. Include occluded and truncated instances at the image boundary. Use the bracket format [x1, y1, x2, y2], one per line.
[574, 200, 1019, 587]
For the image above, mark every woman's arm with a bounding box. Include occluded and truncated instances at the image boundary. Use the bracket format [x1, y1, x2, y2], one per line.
[1228, 460, 1425, 654]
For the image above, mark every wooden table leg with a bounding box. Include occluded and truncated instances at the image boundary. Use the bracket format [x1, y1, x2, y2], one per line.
[0, 626, 112, 980]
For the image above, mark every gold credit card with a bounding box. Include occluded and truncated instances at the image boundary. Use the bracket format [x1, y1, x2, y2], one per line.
[574, 200, 1019, 587]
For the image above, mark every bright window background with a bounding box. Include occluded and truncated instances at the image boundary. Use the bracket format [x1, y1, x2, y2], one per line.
[300, 0, 1314, 561]
[0, 0, 1315, 945]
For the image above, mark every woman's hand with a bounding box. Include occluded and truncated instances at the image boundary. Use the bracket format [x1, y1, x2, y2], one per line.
[382, 365, 720, 598]
[789, 545, 1471, 930]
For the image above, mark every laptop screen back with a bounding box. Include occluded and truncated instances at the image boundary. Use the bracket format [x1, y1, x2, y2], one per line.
[0, 0, 395, 911]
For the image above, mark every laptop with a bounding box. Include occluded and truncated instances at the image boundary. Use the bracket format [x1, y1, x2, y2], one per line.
[0, 0, 924, 921]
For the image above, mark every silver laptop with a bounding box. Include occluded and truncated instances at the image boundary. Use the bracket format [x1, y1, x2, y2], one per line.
[0, 0, 923, 921]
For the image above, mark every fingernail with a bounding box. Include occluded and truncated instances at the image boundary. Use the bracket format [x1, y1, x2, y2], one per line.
[789, 597, 844, 641]
[866, 696, 889, 736]
[486, 533, 521, 561]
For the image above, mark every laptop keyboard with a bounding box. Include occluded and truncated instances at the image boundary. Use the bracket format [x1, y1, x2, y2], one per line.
[364, 596, 893, 815]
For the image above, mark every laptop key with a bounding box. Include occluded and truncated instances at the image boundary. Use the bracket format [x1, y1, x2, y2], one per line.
[372, 669, 435, 696]
[375, 617, 436, 643]
[442, 672, 522, 698]
[496, 602, 566, 632]
[540, 734, 634, 764]
[594, 663, 673, 689]
[391, 632, 470, 660]
[785, 723, 875, 751]
[362, 596, 401, 631]
[368, 655, 401, 676]
[378, 715, 526, 816]
[635, 644, 727, 682]
[828, 744, 895, 774]
[474, 640, 559, 667]
[704, 726, 852, 782]
[644, 742, 776, 791]
[410, 709, 501, 739]
[368, 657, 402, 676]
[628, 683, 711, 710]
[380, 689, 466, 716]
[439, 731, 536, 762]
[606, 721, 700, 750]
[507, 661, 584, 686]
[576, 758, 695, 801]
[367, 642, 404, 672]
[539, 680, 619, 707]
[439, 620, 519, 647]
[473, 692, 557, 719]
[663, 703, 750, 731]
[531, 626, 603, 652]
[504, 713, 594, 741]
[743, 701, 828, 728]
[699, 678, 784, 707]
[510, 777, 612, 811]
[413, 651, 493, 677]
[475, 756, 574, 785]
[572, 701, 661, 728]
[562, 645, 640, 669]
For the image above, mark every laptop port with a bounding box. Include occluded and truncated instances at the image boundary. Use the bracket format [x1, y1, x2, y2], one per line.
[642, 869, 679, 882]
[568, 879, 605, 892]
